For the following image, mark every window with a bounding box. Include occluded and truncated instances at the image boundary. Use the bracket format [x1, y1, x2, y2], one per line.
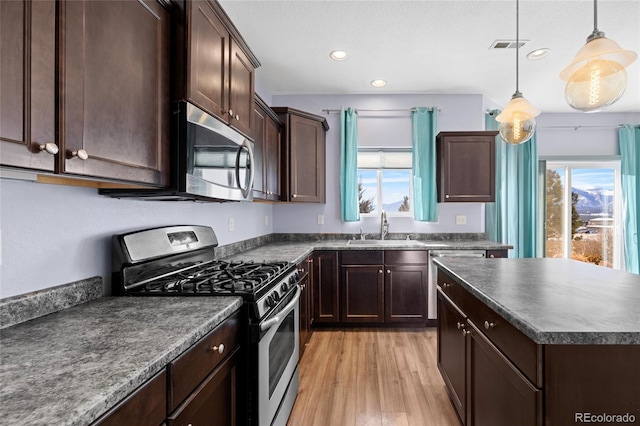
[357, 149, 412, 216]
[543, 160, 622, 269]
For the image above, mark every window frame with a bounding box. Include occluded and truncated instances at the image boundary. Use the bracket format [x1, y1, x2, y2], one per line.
[357, 148, 413, 218]
[541, 157, 623, 270]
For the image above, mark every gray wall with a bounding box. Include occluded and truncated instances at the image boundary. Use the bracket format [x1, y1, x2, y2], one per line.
[0, 91, 637, 299]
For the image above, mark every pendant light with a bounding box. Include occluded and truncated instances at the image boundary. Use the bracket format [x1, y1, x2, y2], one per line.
[496, 0, 540, 145]
[560, 0, 637, 112]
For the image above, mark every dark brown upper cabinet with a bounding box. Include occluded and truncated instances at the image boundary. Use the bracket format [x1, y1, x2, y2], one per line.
[1, 0, 56, 172]
[273, 107, 329, 203]
[252, 96, 282, 201]
[436, 131, 498, 203]
[176, 0, 260, 139]
[59, 0, 171, 186]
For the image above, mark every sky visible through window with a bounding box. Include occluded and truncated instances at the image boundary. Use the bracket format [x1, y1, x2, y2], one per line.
[359, 169, 411, 213]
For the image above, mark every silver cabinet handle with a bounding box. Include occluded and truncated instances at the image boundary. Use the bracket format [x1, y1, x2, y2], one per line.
[235, 114, 240, 121]
[68, 149, 88, 160]
[442, 282, 451, 288]
[484, 321, 495, 330]
[387, 269, 391, 274]
[379, 270, 383, 274]
[38, 143, 58, 155]
[456, 322, 465, 330]
[211, 343, 225, 354]
[462, 329, 472, 336]
[228, 109, 234, 116]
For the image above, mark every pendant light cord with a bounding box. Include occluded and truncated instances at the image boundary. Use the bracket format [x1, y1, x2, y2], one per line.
[593, 0, 598, 32]
[515, 0, 521, 96]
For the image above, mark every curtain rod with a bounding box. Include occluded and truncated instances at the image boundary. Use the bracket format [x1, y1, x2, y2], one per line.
[321, 107, 441, 115]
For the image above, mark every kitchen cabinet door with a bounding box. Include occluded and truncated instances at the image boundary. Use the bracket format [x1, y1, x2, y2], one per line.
[0, 0, 56, 171]
[312, 251, 339, 323]
[167, 348, 238, 426]
[273, 107, 328, 203]
[60, 0, 170, 185]
[436, 131, 497, 203]
[437, 289, 467, 425]
[385, 264, 428, 322]
[466, 320, 542, 426]
[228, 38, 254, 136]
[252, 102, 266, 199]
[252, 96, 282, 201]
[264, 114, 282, 201]
[341, 265, 384, 323]
[186, 0, 229, 123]
[298, 256, 312, 357]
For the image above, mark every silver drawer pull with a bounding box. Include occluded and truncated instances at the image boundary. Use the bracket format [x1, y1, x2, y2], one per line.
[462, 329, 472, 337]
[484, 321, 495, 330]
[211, 343, 225, 354]
[456, 322, 465, 330]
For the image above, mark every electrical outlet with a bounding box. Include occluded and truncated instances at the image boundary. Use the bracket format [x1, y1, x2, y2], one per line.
[228, 217, 235, 231]
[317, 214, 324, 225]
[456, 215, 467, 225]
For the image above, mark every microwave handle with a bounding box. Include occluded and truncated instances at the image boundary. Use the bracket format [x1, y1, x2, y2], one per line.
[235, 139, 255, 199]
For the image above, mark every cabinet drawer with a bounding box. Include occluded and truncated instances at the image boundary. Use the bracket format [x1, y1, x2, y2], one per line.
[168, 347, 238, 426]
[384, 250, 428, 264]
[340, 250, 383, 265]
[92, 369, 166, 426]
[437, 269, 468, 310]
[465, 293, 542, 387]
[168, 310, 240, 412]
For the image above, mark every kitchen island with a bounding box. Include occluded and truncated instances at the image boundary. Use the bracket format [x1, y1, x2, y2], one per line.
[434, 258, 640, 426]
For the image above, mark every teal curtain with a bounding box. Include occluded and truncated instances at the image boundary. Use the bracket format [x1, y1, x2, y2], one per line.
[619, 124, 640, 274]
[485, 110, 505, 242]
[340, 108, 360, 221]
[485, 111, 539, 258]
[411, 107, 438, 221]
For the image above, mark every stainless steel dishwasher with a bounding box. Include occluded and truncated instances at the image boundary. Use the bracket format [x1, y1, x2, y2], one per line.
[428, 250, 486, 320]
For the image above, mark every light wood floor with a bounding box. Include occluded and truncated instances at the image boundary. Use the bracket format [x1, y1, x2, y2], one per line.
[287, 328, 460, 426]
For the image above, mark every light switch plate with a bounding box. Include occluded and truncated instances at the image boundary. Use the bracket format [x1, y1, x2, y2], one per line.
[317, 214, 324, 225]
[228, 217, 235, 231]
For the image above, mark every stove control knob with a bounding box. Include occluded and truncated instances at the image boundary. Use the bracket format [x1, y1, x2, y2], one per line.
[266, 294, 275, 307]
[281, 282, 289, 292]
[272, 291, 281, 302]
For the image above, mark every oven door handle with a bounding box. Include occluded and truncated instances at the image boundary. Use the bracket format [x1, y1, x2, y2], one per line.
[260, 284, 301, 332]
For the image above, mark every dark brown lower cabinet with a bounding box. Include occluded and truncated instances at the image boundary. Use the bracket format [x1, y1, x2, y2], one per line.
[385, 264, 428, 322]
[298, 255, 313, 356]
[341, 265, 384, 322]
[466, 320, 541, 426]
[313, 251, 339, 324]
[92, 370, 167, 426]
[167, 348, 238, 426]
[437, 289, 467, 424]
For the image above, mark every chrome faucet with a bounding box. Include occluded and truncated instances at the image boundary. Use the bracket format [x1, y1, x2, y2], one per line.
[380, 211, 389, 240]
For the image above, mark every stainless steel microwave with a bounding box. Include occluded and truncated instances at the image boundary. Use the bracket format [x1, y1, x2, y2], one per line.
[100, 101, 254, 202]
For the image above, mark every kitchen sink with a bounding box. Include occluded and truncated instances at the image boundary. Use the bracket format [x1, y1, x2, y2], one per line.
[346, 239, 427, 247]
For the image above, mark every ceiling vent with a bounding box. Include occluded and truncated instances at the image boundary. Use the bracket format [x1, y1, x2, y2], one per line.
[490, 39, 529, 49]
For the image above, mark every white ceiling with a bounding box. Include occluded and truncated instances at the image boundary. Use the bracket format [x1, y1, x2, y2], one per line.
[219, 0, 640, 113]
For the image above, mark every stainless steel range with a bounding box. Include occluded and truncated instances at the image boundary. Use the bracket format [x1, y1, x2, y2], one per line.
[111, 225, 301, 426]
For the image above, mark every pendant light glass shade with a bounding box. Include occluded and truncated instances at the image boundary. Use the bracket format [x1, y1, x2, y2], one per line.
[496, 93, 540, 144]
[497, 0, 540, 145]
[560, 0, 637, 112]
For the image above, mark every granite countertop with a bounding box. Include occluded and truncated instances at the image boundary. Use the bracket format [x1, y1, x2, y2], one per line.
[0, 295, 243, 425]
[434, 257, 640, 345]
[222, 239, 511, 265]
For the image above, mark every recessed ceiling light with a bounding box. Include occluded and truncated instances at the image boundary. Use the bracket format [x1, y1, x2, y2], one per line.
[527, 48, 551, 60]
[370, 79, 387, 88]
[330, 50, 348, 61]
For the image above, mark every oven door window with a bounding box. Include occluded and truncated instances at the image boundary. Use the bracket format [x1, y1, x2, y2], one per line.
[268, 309, 295, 398]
